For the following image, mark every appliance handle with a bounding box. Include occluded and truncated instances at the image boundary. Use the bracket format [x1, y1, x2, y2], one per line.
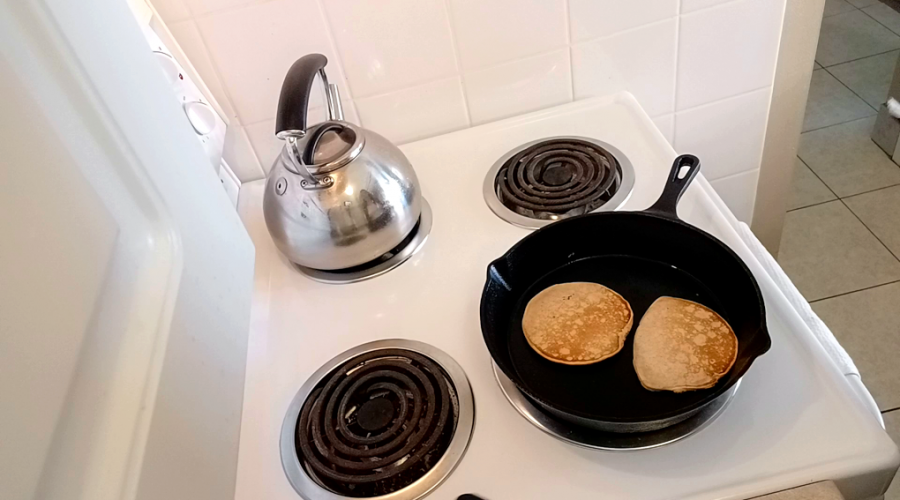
[275, 54, 343, 138]
[645, 154, 701, 219]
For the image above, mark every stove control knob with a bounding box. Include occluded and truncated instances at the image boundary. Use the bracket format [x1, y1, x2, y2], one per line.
[183, 100, 216, 136]
[152, 50, 181, 86]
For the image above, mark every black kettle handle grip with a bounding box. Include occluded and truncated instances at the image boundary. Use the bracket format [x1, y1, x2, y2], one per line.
[275, 54, 327, 137]
[646, 154, 701, 219]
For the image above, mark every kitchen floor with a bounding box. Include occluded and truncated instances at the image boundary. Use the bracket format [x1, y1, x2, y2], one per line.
[778, 0, 900, 496]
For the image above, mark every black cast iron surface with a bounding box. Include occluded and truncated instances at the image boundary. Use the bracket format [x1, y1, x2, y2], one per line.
[481, 155, 770, 432]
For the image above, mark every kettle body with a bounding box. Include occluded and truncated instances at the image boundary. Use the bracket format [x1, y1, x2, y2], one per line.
[263, 54, 422, 271]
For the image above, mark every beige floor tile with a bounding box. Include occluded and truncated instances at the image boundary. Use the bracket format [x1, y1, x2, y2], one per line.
[788, 157, 837, 210]
[828, 50, 898, 108]
[803, 70, 875, 131]
[799, 117, 900, 196]
[825, 0, 856, 17]
[864, 2, 900, 35]
[845, 185, 900, 257]
[778, 201, 900, 300]
[884, 410, 900, 500]
[847, 0, 879, 7]
[817, 10, 900, 67]
[812, 282, 900, 410]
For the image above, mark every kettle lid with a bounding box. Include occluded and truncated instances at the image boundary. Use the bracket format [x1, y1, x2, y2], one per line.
[278, 121, 365, 178]
[274, 54, 365, 176]
[302, 122, 357, 165]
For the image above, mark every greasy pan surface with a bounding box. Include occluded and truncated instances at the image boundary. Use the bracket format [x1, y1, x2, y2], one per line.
[480, 156, 770, 429]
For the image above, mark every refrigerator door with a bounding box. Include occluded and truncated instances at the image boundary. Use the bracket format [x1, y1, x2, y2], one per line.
[0, 1, 254, 500]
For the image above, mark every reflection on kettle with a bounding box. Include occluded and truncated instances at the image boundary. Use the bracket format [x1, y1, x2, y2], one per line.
[327, 188, 392, 248]
[263, 54, 422, 271]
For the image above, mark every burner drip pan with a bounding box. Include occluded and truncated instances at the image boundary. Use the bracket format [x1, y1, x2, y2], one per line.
[493, 362, 737, 450]
[281, 340, 474, 500]
[484, 137, 634, 229]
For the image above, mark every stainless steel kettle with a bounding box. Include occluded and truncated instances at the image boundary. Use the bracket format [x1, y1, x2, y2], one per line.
[263, 54, 422, 271]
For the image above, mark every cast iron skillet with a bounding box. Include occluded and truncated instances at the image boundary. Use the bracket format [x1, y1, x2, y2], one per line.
[480, 155, 771, 433]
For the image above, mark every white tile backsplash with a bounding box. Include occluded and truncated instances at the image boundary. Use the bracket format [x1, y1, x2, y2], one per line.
[156, 0, 786, 218]
[244, 119, 282, 174]
[167, 19, 236, 120]
[677, 0, 784, 110]
[448, 0, 568, 71]
[674, 87, 772, 180]
[355, 77, 469, 144]
[569, 0, 677, 42]
[709, 168, 760, 222]
[323, 0, 457, 98]
[321, 100, 361, 127]
[572, 18, 677, 117]
[681, 0, 733, 14]
[464, 49, 571, 125]
[652, 114, 675, 144]
[197, 0, 345, 125]
[223, 123, 264, 180]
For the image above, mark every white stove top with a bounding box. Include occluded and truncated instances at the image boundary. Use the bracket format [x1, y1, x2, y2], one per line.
[235, 93, 898, 500]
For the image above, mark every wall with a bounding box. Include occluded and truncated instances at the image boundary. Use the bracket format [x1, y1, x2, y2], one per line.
[752, 0, 824, 252]
[152, 0, 786, 222]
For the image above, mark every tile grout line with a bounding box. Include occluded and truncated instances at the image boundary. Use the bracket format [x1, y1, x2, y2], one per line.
[797, 156, 900, 262]
[440, 0, 473, 126]
[808, 278, 900, 303]
[821, 65, 879, 112]
[839, 196, 900, 262]
[672, 0, 682, 137]
[575, 16, 680, 47]
[786, 198, 837, 213]
[352, 46, 568, 104]
[840, 181, 900, 200]
[677, 85, 772, 115]
[676, 0, 743, 17]
[820, 47, 900, 70]
[802, 113, 877, 134]
[882, 406, 900, 414]
[785, 157, 838, 212]
[797, 150, 900, 207]
[313, 0, 359, 117]
[821, 9, 856, 19]
[797, 107, 900, 266]
[859, 3, 900, 37]
[800, 156, 842, 200]
[825, 0, 861, 19]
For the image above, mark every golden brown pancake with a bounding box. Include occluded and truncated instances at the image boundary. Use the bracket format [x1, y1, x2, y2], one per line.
[522, 282, 633, 365]
[633, 297, 738, 392]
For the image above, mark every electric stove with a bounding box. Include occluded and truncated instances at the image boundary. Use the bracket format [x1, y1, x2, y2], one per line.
[235, 93, 898, 500]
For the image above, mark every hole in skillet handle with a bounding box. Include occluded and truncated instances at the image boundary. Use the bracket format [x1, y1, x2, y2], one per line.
[645, 154, 701, 219]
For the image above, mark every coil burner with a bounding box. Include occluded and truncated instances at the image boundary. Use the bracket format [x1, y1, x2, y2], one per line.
[483, 137, 634, 229]
[281, 340, 474, 500]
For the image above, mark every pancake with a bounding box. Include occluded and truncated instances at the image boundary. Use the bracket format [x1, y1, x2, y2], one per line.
[522, 282, 633, 365]
[633, 296, 738, 393]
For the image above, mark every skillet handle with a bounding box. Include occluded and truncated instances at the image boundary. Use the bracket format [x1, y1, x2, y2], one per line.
[646, 154, 701, 219]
